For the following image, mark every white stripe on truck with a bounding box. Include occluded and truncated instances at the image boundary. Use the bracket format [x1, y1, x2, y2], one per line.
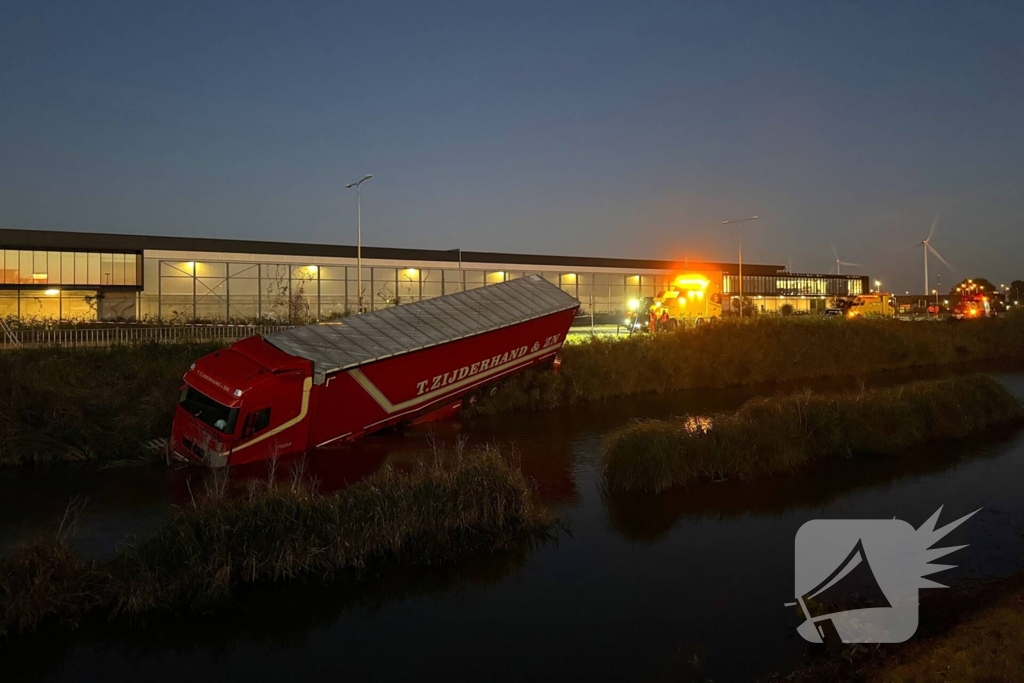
[349, 346, 557, 415]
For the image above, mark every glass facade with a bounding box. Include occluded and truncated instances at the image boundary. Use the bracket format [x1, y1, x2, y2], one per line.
[1, 249, 139, 287]
[724, 274, 864, 297]
[0, 290, 102, 321]
[137, 258, 681, 322]
[0, 242, 869, 323]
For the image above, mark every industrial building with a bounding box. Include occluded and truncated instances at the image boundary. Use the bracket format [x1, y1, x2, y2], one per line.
[0, 228, 867, 322]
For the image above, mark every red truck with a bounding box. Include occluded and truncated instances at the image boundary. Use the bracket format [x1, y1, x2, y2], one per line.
[170, 275, 579, 467]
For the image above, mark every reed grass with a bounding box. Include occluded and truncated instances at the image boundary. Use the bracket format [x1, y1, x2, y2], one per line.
[5, 315, 1024, 465]
[602, 375, 1024, 492]
[470, 315, 1024, 415]
[0, 446, 551, 636]
[0, 342, 223, 465]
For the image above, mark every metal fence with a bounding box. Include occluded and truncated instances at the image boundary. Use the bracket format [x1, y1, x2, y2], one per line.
[1, 324, 295, 348]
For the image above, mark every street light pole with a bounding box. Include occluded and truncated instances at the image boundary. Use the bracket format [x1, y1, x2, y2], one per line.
[721, 216, 759, 319]
[345, 174, 373, 313]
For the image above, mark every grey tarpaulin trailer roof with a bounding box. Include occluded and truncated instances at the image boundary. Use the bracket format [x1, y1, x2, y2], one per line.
[265, 274, 580, 384]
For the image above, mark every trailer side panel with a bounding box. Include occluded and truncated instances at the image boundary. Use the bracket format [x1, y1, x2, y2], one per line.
[308, 308, 575, 448]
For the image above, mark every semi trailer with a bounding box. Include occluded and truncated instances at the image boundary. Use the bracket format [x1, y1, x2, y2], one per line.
[170, 275, 579, 467]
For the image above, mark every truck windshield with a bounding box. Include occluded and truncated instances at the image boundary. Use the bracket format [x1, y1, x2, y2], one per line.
[179, 386, 239, 434]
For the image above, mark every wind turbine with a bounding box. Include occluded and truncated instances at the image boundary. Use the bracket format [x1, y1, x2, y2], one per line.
[829, 243, 859, 275]
[921, 217, 953, 293]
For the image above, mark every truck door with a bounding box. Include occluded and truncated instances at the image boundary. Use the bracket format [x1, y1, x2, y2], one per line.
[240, 406, 272, 441]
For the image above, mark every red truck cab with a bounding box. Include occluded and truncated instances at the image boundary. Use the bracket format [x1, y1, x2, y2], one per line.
[172, 336, 312, 467]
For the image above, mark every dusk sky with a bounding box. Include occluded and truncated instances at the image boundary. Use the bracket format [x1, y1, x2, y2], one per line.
[2, 1, 1022, 293]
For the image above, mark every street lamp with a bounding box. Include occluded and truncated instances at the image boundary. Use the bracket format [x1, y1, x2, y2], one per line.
[721, 216, 759, 319]
[345, 174, 373, 313]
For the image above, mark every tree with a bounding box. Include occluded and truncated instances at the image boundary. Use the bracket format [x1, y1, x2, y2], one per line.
[949, 278, 996, 296]
[780, 303, 795, 316]
[1010, 280, 1024, 303]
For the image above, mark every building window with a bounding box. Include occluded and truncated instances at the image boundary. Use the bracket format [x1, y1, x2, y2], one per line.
[0, 249, 142, 289]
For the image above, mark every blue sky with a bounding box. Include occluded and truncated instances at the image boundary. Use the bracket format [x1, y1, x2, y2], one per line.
[2, 1, 1022, 292]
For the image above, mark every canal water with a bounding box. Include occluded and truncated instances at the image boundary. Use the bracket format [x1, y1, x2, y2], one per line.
[4, 364, 1024, 681]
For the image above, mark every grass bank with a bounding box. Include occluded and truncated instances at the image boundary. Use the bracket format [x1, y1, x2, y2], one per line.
[0, 446, 551, 637]
[470, 315, 1024, 415]
[602, 375, 1024, 492]
[0, 342, 223, 465]
[778, 570, 1024, 683]
[5, 316, 1024, 466]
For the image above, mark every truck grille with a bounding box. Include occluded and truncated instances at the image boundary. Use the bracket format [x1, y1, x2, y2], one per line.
[182, 437, 205, 459]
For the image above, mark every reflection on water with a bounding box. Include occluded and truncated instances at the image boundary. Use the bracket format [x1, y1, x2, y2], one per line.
[4, 364, 1024, 682]
[2, 538, 540, 681]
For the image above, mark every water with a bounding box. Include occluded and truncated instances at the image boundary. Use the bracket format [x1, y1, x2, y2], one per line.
[5, 364, 1024, 681]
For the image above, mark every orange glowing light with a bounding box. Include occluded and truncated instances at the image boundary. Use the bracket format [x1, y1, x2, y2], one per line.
[673, 275, 710, 290]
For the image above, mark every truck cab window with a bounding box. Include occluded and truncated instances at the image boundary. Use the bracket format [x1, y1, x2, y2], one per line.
[179, 386, 239, 435]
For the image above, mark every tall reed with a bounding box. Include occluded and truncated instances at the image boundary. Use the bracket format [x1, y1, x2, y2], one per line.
[471, 315, 1024, 415]
[0, 446, 551, 636]
[602, 375, 1024, 492]
[0, 342, 223, 465]
[5, 316, 1024, 465]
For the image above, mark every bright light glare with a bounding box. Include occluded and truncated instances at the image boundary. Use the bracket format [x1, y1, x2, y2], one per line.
[674, 276, 710, 289]
[628, 298, 639, 310]
[44, 288, 59, 296]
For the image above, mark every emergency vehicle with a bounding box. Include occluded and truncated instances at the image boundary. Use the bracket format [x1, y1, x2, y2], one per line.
[624, 274, 721, 332]
[846, 293, 896, 318]
[952, 294, 991, 319]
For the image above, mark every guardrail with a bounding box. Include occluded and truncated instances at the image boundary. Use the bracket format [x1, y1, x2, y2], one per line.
[1, 324, 296, 348]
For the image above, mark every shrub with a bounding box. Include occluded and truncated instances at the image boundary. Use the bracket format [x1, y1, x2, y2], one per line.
[470, 316, 1024, 416]
[602, 375, 1024, 492]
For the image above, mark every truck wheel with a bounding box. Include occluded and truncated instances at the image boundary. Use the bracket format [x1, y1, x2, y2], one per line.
[695, 318, 705, 326]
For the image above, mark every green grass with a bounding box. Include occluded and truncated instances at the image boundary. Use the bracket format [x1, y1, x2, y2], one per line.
[0, 446, 552, 637]
[777, 571, 1024, 683]
[469, 315, 1024, 416]
[602, 375, 1024, 492]
[0, 342, 223, 465]
[5, 315, 1024, 466]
